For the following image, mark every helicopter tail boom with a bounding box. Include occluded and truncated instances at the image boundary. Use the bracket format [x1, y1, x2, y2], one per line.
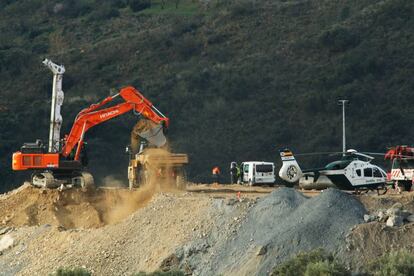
[279, 149, 303, 183]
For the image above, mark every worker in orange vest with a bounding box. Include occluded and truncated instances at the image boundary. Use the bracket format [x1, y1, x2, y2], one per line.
[212, 166, 221, 184]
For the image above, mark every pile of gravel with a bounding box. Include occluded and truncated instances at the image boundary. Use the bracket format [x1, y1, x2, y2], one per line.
[177, 188, 366, 275]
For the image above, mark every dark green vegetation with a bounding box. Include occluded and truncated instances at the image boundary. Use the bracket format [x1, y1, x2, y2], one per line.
[52, 267, 91, 276]
[272, 249, 414, 276]
[271, 249, 349, 276]
[1, 0, 413, 191]
[367, 250, 414, 276]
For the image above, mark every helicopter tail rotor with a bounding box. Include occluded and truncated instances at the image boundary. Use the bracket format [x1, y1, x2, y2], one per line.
[279, 149, 303, 183]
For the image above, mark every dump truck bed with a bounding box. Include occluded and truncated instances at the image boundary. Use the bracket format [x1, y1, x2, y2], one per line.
[130, 148, 188, 168]
[136, 152, 189, 165]
[128, 148, 189, 189]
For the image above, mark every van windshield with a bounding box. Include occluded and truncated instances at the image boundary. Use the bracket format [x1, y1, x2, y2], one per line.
[256, 164, 273, 173]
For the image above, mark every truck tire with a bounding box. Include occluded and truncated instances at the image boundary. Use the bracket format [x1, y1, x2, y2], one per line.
[138, 168, 149, 187]
[402, 181, 412, 191]
[129, 178, 138, 189]
[176, 168, 187, 190]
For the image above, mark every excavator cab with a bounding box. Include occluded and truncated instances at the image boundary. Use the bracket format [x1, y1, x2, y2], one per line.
[20, 140, 46, 154]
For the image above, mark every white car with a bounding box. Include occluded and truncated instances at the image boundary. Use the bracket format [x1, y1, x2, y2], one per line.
[241, 161, 276, 185]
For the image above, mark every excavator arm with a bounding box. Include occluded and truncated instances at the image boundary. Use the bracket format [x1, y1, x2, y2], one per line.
[62, 86, 169, 161]
[12, 85, 169, 189]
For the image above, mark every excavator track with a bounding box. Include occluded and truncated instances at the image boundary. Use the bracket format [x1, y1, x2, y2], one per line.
[79, 171, 95, 190]
[31, 172, 61, 189]
[31, 171, 95, 190]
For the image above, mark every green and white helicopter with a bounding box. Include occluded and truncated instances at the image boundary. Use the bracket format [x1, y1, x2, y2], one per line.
[278, 148, 388, 193]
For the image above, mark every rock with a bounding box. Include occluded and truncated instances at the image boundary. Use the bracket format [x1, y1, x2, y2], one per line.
[256, 245, 267, 256]
[386, 208, 399, 217]
[364, 214, 377, 223]
[406, 214, 414, 222]
[386, 203, 403, 216]
[386, 215, 404, 227]
[377, 211, 387, 222]
[160, 254, 180, 272]
[391, 202, 403, 209]
[0, 234, 14, 252]
[57, 225, 66, 232]
[0, 227, 11, 235]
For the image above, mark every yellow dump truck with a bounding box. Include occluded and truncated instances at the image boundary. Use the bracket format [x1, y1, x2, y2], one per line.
[127, 148, 189, 189]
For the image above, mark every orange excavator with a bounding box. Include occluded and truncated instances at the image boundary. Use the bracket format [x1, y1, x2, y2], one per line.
[12, 59, 168, 189]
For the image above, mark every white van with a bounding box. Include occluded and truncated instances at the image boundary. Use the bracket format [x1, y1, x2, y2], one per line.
[241, 161, 276, 185]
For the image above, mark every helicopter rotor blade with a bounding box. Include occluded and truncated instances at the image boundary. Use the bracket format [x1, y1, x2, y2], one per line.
[294, 151, 344, 157]
[353, 152, 375, 160]
[361, 152, 414, 159]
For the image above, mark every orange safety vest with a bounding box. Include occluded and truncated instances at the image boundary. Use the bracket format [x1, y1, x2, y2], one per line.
[212, 166, 221, 175]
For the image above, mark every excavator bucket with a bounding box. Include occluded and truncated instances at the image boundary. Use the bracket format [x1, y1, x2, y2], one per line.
[132, 119, 167, 149]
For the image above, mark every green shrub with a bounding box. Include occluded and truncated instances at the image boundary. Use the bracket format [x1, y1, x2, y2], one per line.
[304, 261, 349, 276]
[59, 0, 93, 18]
[110, 0, 128, 8]
[271, 249, 349, 276]
[340, 6, 351, 20]
[88, 5, 120, 21]
[366, 250, 414, 276]
[174, 33, 202, 59]
[319, 26, 359, 52]
[129, 0, 151, 12]
[230, 1, 257, 17]
[52, 267, 91, 276]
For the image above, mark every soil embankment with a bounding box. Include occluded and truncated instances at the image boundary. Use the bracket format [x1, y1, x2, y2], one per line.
[1, 185, 414, 275]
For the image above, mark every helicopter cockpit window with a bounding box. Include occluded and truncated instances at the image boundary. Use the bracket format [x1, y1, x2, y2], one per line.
[364, 168, 373, 177]
[356, 169, 361, 177]
[373, 168, 382, 178]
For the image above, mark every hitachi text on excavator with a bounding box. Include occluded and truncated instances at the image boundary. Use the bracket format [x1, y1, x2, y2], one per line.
[12, 59, 169, 189]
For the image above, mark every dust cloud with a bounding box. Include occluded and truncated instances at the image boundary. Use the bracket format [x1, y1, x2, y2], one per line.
[0, 119, 185, 229]
[0, 165, 185, 229]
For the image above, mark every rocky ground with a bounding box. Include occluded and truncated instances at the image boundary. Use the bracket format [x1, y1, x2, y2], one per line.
[0, 184, 413, 275]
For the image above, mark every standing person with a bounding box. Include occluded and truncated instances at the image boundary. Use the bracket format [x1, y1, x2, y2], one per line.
[212, 166, 221, 184]
[238, 163, 244, 184]
[394, 180, 401, 194]
[230, 162, 238, 184]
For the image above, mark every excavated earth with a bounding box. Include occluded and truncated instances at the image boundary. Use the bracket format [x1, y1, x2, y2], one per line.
[0, 184, 414, 275]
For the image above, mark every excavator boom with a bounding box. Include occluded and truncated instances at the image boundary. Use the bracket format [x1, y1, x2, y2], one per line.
[62, 86, 169, 160]
[12, 85, 169, 189]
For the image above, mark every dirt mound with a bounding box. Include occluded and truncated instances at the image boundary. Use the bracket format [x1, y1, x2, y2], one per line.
[0, 192, 217, 276]
[3, 186, 411, 275]
[341, 192, 414, 271]
[175, 188, 366, 275]
[344, 222, 414, 270]
[0, 181, 177, 229]
[357, 192, 414, 213]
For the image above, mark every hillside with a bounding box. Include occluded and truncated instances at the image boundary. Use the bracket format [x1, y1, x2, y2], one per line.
[1, 0, 413, 191]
